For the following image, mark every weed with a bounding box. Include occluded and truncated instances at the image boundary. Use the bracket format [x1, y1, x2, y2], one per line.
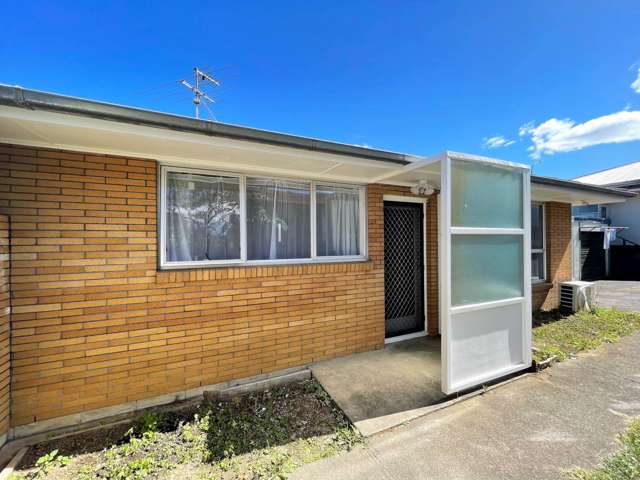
[533, 307, 640, 363]
[567, 418, 640, 479]
[26, 449, 70, 479]
[15, 379, 360, 480]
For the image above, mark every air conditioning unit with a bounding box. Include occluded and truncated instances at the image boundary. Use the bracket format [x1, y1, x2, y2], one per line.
[560, 281, 594, 312]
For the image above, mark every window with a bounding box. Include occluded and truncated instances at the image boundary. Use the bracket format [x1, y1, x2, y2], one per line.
[572, 204, 606, 220]
[316, 184, 361, 257]
[165, 171, 241, 262]
[531, 202, 546, 282]
[160, 166, 367, 268]
[246, 178, 311, 260]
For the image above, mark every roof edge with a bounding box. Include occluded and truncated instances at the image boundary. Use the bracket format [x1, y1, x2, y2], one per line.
[532, 175, 636, 198]
[0, 84, 412, 165]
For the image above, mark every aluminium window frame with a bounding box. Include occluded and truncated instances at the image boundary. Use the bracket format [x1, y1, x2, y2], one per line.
[158, 165, 368, 269]
[531, 201, 546, 283]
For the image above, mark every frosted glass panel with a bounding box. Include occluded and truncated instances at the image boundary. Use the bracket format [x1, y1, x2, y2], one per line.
[452, 160, 523, 228]
[451, 235, 523, 306]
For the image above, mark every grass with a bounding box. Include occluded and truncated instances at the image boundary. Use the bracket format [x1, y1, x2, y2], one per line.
[532, 307, 640, 363]
[566, 418, 640, 480]
[12, 379, 362, 480]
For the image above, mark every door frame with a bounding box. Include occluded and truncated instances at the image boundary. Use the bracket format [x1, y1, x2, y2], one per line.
[382, 194, 428, 344]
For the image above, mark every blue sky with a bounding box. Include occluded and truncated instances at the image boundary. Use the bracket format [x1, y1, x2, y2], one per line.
[2, 1, 640, 179]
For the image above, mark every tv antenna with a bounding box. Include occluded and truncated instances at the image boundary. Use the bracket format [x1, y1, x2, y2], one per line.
[179, 67, 220, 119]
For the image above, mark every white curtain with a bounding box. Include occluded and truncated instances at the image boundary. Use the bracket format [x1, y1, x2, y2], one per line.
[246, 178, 310, 260]
[166, 172, 240, 262]
[316, 185, 360, 256]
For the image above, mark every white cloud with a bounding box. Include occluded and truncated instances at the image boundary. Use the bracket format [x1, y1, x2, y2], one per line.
[482, 135, 515, 149]
[519, 110, 640, 159]
[632, 68, 640, 93]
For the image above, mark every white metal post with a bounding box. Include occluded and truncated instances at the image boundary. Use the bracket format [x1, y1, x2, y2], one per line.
[439, 153, 452, 393]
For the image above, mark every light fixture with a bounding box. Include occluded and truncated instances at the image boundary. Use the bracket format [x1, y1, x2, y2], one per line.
[410, 180, 435, 196]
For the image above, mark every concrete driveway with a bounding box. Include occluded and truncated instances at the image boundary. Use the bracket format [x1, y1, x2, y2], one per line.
[593, 280, 640, 312]
[293, 333, 640, 480]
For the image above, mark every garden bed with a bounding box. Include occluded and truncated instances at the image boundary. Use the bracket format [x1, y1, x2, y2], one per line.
[533, 307, 640, 364]
[10, 379, 361, 480]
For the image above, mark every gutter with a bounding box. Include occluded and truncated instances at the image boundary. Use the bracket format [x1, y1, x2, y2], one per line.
[0, 84, 411, 165]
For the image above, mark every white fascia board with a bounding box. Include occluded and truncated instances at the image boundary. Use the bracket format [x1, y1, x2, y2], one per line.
[446, 151, 531, 171]
[370, 152, 445, 184]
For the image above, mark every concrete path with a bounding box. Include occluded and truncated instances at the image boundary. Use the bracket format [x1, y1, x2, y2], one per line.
[293, 333, 640, 480]
[594, 280, 640, 312]
[311, 337, 445, 436]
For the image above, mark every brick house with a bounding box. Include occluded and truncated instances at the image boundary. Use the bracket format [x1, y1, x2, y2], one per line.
[0, 85, 633, 445]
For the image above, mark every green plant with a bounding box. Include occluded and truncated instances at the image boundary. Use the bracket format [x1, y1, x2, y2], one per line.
[533, 308, 640, 363]
[14, 380, 361, 480]
[132, 410, 163, 435]
[567, 418, 640, 479]
[102, 455, 169, 480]
[32, 449, 70, 478]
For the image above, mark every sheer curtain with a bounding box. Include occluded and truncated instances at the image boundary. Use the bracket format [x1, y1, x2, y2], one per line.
[246, 178, 310, 260]
[316, 185, 360, 256]
[166, 172, 240, 262]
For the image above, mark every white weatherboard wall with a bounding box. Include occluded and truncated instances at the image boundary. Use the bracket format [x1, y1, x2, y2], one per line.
[440, 153, 532, 394]
[608, 196, 640, 245]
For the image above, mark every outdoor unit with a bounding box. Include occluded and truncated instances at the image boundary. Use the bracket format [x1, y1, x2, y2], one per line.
[559, 281, 594, 312]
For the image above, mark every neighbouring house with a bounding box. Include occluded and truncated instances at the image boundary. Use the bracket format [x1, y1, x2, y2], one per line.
[573, 162, 640, 280]
[0, 85, 634, 446]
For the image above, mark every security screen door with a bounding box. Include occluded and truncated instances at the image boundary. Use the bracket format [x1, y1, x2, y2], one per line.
[440, 153, 532, 394]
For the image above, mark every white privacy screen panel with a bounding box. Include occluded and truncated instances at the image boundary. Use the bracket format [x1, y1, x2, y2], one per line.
[449, 301, 524, 389]
[441, 155, 531, 394]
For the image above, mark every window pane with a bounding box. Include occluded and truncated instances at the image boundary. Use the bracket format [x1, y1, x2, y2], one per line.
[531, 204, 544, 250]
[246, 178, 310, 260]
[166, 172, 240, 262]
[451, 160, 523, 228]
[316, 185, 361, 256]
[451, 235, 524, 306]
[531, 252, 545, 280]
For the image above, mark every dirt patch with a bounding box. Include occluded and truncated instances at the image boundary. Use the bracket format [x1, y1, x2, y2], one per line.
[12, 379, 361, 480]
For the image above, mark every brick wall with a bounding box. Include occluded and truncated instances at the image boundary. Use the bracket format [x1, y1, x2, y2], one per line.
[0, 141, 573, 431]
[0, 144, 439, 428]
[0, 215, 10, 441]
[532, 202, 573, 311]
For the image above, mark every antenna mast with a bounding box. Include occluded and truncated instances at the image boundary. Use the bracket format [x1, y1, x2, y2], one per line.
[179, 67, 220, 119]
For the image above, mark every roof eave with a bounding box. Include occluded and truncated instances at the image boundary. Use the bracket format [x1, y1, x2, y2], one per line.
[0, 84, 412, 166]
[531, 175, 636, 198]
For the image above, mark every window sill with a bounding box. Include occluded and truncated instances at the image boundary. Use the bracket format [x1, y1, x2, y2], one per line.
[532, 281, 552, 290]
[156, 258, 375, 283]
[158, 256, 370, 271]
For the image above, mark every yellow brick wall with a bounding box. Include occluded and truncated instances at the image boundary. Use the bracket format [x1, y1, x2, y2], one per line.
[0, 215, 10, 438]
[0, 144, 439, 428]
[532, 202, 573, 311]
